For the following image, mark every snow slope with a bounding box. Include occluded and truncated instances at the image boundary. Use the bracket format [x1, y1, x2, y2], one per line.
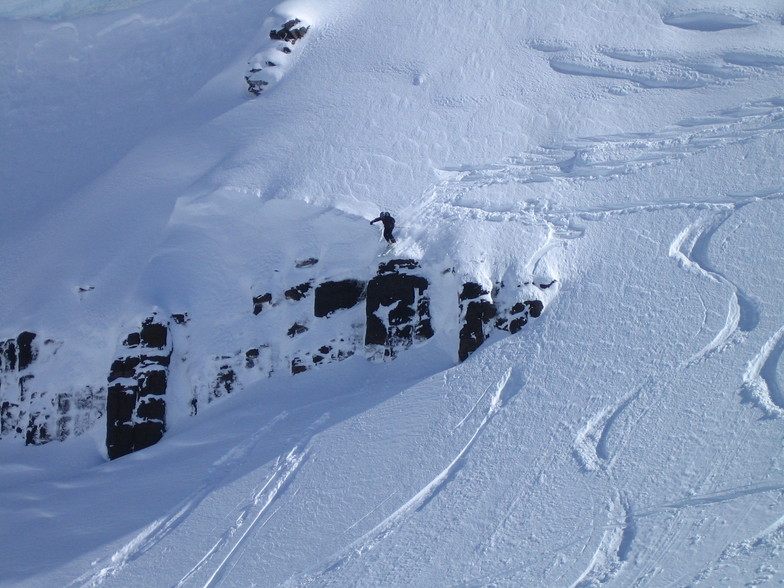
[1, 0, 784, 586]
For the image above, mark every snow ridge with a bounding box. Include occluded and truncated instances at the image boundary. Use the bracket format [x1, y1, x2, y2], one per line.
[438, 98, 784, 189]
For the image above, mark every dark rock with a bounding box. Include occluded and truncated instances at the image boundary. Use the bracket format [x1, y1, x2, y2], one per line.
[365, 263, 432, 356]
[295, 257, 319, 268]
[138, 369, 167, 397]
[285, 282, 312, 301]
[415, 317, 434, 340]
[366, 273, 427, 311]
[538, 280, 557, 289]
[1, 400, 19, 437]
[56, 414, 71, 441]
[365, 314, 387, 347]
[212, 365, 236, 399]
[245, 348, 260, 368]
[106, 316, 171, 459]
[378, 259, 420, 275]
[458, 299, 497, 362]
[107, 384, 138, 424]
[253, 292, 273, 315]
[19, 374, 33, 403]
[460, 282, 488, 301]
[131, 420, 165, 453]
[509, 316, 527, 334]
[314, 279, 366, 317]
[16, 332, 37, 371]
[108, 356, 141, 381]
[388, 301, 416, 325]
[140, 318, 168, 349]
[245, 76, 269, 95]
[527, 299, 544, 318]
[25, 410, 50, 446]
[287, 323, 309, 337]
[57, 393, 70, 414]
[337, 349, 354, 360]
[107, 422, 134, 460]
[501, 300, 543, 334]
[171, 313, 189, 325]
[137, 397, 165, 421]
[291, 358, 308, 375]
[269, 19, 310, 44]
[1, 339, 17, 372]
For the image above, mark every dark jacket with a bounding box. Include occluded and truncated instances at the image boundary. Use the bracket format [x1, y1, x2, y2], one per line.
[370, 214, 396, 243]
[370, 215, 395, 231]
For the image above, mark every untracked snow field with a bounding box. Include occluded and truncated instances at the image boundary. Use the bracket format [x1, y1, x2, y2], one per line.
[1, 0, 784, 586]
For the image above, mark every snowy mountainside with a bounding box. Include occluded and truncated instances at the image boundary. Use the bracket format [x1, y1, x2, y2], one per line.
[1, 0, 784, 586]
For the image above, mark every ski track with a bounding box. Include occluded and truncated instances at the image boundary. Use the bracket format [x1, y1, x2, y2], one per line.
[414, 98, 784, 296]
[67, 412, 289, 588]
[437, 98, 784, 194]
[285, 368, 516, 587]
[65, 97, 782, 588]
[669, 210, 746, 365]
[421, 97, 784, 483]
[568, 492, 635, 588]
[742, 324, 784, 418]
[178, 446, 307, 588]
[622, 392, 766, 586]
[573, 191, 782, 474]
[658, 482, 784, 512]
[688, 511, 784, 586]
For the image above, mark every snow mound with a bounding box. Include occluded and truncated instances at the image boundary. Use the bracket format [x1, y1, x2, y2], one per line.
[662, 11, 756, 32]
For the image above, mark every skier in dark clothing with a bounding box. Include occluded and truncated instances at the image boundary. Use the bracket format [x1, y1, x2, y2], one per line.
[370, 212, 396, 244]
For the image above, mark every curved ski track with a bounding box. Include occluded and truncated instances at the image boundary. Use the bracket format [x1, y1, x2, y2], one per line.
[405, 97, 784, 587]
[70, 98, 782, 587]
[415, 96, 784, 478]
[742, 324, 784, 417]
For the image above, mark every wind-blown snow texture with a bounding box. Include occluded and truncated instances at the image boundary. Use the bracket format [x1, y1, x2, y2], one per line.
[1, 0, 784, 586]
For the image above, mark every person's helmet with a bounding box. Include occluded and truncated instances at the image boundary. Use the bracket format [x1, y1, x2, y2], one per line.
[381, 211, 390, 217]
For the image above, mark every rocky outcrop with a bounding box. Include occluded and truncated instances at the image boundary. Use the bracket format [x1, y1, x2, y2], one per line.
[269, 19, 310, 43]
[1, 332, 105, 445]
[366, 260, 433, 358]
[496, 300, 544, 334]
[2, 259, 551, 458]
[458, 279, 552, 361]
[458, 283, 496, 362]
[106, 315, 172, 460]
[285, 282, 312, 302]
[246, 17, 311, 95]
[253, 292, 273, 315]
